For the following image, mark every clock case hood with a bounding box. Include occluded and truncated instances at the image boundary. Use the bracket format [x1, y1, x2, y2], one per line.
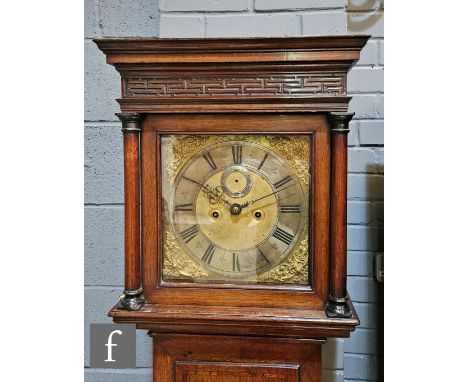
[95, 35, 369, 114]
[94, 35, 370, 339]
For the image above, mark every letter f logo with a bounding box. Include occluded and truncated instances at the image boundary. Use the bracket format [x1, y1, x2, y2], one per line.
[105, 329, 122, 362]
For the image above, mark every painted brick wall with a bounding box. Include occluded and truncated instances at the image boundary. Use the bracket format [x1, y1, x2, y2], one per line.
[85, 1, 383, 381]
[84, 1, 159, 381]
[159, 2, 384, 382]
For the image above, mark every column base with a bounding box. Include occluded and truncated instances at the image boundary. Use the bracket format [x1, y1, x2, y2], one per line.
[119, 288, 145, 311]
[325, 295, 352, 318]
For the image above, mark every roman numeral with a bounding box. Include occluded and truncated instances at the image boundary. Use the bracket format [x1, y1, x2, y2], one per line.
[175, 203, 193, 211]
[258, 249, 270, 264]
[280, 205, 301, 214]
[201, 243, 215, 264]
[273, 175, 293, 190]
[180, 225, 199, 243]
[202, 152, 217, 171]
[232, 145, 242, 165]
[257, 153, 268, 171]
[232, 253, 240, 272]
[272, 226, 294, 246]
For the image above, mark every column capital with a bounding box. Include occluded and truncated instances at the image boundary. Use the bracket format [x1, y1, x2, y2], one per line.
[327, 112, 354, 133]
[116, 112, 142, 133]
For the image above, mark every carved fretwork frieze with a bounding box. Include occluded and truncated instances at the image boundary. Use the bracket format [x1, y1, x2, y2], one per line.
[95, 35, 369, 113]
[123, 72, 346, 99]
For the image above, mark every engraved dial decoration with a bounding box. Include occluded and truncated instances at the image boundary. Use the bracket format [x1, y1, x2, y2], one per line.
[161, 135, 311, 284]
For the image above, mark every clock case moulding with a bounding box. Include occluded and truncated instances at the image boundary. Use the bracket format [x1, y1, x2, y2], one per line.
[94, 35, 370, 340]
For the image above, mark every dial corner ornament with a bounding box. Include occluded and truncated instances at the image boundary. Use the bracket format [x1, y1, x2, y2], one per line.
[161, 135, 311, 285]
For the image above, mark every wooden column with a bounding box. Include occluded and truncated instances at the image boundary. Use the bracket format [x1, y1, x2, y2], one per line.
[326, 112, 354, 318]
[117, 112, 145, 310]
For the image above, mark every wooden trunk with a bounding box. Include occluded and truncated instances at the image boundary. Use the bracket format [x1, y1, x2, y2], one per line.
[152, 334, 322, 382]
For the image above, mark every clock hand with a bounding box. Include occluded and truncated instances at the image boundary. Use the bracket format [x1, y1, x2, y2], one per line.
[182, 176, 231, 206]
[182, 175, 219, 199]
[240, 200, 249, 208]
[246, 183, 295, 207]
[182, 175, 205, 189]
[253, 194, 293, 210]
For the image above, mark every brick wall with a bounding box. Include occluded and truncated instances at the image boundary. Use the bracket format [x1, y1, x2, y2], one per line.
[84, 1, 159, 381]
[85, 1, 383, 381]
[161, 3, 384, 382]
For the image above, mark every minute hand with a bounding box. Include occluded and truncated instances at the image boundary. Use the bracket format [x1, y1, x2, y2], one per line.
[247, 183, 295, 206]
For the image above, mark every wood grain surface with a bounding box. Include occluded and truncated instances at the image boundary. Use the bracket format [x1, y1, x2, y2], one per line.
[96, 36, 368, 382]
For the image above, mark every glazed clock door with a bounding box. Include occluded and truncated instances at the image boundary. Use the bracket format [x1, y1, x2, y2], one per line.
[141, 113, 331, 310]
[160, 135, 310, 285]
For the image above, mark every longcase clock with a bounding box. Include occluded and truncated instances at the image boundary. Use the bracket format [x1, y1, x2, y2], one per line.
[95, 35, 369, 382]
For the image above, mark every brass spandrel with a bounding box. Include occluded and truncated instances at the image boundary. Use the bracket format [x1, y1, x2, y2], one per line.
[166, 135, 310, 187]
[162, 227, 209, 280]
[258, 234, 309, 283]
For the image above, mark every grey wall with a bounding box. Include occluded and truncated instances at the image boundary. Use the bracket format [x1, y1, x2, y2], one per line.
[84, 1, 159, 381]
[85, 1, 383, 381]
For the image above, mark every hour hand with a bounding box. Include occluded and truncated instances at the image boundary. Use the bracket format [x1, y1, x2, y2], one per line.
[182, 176, 226, 205]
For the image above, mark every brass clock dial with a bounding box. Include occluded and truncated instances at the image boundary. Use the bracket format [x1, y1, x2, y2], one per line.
[161, 135, 311, 284]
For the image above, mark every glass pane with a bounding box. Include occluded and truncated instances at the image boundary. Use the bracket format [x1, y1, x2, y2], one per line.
[161, 135, 311, 286]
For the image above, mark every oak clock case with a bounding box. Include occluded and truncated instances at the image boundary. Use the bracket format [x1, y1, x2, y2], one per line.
[94, 35, 369, 382]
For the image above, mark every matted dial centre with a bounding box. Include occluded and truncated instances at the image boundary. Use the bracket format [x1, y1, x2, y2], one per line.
[196, 171, 278, 251]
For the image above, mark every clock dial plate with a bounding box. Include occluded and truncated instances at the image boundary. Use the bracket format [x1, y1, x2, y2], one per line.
[161, 135, 311, 285]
